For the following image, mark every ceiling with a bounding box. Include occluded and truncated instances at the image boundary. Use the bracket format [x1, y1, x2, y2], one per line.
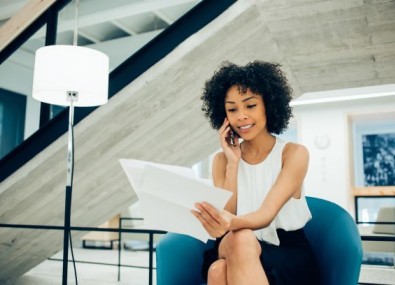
[0, 0, 202, 95]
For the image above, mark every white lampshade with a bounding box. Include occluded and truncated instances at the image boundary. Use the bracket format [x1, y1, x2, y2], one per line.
[32, 45, 109, 107]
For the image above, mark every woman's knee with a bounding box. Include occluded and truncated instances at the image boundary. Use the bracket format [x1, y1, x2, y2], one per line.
[222, 229, 261, 258]
[207, 259, 226, 284]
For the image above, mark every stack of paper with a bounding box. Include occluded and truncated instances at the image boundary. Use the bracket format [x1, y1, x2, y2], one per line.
[119, 159, 232, 243]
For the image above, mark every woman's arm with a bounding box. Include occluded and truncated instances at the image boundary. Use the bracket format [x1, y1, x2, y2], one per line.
[190, 119, 240, 237]
[230, 143, 309, 231]
[212, 152, 238, 214]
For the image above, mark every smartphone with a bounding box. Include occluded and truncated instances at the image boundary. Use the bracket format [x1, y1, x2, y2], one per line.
[228, 129, 236, 146]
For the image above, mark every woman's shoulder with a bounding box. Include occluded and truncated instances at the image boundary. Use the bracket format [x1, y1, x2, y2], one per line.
[282, 141, 309, 162]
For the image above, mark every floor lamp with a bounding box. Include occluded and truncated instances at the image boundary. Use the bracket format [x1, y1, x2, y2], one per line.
[32, 45, 109, 284]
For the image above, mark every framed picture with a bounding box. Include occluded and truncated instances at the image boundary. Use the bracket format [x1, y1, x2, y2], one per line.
[352, 118, 395, 188]
[362, 133, 395, 186]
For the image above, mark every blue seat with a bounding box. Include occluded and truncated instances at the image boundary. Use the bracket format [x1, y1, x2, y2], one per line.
[156, 197, 363, 285]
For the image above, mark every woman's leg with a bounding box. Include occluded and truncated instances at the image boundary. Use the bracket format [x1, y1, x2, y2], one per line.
[218, 229, 269, 285]
[207, 259, 227, 285]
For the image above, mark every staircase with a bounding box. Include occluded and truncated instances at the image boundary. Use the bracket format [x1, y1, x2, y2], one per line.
[0, 0, 237, 282]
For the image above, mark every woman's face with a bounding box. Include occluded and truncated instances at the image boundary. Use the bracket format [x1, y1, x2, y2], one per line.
[224, 85, 268, 141]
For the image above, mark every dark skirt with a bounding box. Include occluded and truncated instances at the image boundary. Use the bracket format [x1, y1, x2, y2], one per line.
[201, 229, 320, 285]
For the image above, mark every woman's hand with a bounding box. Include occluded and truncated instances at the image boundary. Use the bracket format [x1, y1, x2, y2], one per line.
[191, 202, 235, 238]
[219, 118, 241, 164]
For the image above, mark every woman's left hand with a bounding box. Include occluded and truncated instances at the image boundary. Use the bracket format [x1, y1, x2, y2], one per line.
[191, 202, 235, 238]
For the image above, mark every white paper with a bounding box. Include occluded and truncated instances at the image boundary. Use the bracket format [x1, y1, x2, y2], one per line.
[119, 159, 233, 242]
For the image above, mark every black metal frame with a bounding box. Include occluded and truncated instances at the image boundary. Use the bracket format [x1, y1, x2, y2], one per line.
[117, 217, 162, 285]
[0, 222, 166, 284]
[118, 217, 143, 281]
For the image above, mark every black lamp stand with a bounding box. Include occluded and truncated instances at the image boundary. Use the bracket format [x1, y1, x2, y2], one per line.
[62, 92, 76, 285]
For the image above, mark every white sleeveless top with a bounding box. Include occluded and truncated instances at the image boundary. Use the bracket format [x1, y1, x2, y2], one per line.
[236, 137, 312, 246]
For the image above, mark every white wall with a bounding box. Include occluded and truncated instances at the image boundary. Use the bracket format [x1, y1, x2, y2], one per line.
[294, 95, 395, 215]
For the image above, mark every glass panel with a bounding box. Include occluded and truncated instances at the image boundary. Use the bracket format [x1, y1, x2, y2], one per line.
[51, 105, 65, 119]
[0, 103, 3, 153]
[356, 197, 395, 224]
[0, 81, 27, 159]
[0, 25, 47, 159]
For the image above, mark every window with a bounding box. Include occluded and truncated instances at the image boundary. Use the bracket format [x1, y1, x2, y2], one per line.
[356, 196, 395, 224]
[0, 88, 26, 159]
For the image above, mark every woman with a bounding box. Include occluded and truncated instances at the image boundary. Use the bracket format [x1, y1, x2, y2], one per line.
[191, 61, 319, 285]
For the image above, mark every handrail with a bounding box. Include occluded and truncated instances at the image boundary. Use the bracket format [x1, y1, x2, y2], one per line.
[0, 222, 166, 234]
[0, 0, 56, 53]
[0, 0, 71, 65]
[0, 221, 166, 285]
[0, 0, 237, 183]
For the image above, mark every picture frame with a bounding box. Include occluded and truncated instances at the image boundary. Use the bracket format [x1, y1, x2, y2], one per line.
[361, 133, 395, 187]
[349, 112, 395, 196]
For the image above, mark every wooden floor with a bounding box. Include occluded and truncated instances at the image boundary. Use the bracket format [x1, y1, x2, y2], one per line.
[11, 243, 395, 285]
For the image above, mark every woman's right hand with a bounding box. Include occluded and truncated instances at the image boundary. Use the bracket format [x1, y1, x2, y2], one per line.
[191, 202, 235, 238]
[219, 118, 241, 164]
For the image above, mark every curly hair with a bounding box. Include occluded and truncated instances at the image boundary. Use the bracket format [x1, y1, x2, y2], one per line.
[201, 61, 293, 135]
